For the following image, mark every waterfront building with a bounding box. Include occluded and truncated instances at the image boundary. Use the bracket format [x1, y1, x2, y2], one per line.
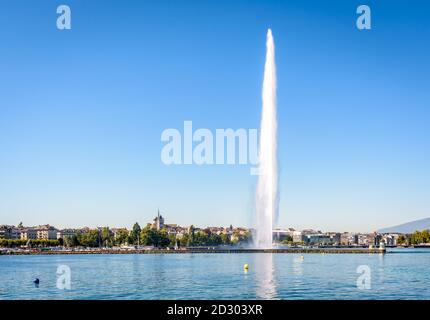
[165, 224, 180, 236]
[367, 233, 382, 246]
[353, 234, 359, 245]
[340, 233, 360, 246]
[340, 232, 351, 245]
[302, 229, 321, 235]
[0, 225, 21, 239]
[78, 227, 91, 234]
[327, 232, 341, 245]
[374, 233, 382, 246]
[235, 227, 249, 236]
[0, 225, 7, 239]
[20, 228, 37, 240]
[358, 234, 368, 245]
[35, 225, 58, 240]
[152, 210, 165, 231]
[305, 234, 332, 245]
[172, 226, 187, 239]
[273, 228, 293, 241]
[57, 229, 77, 240]
[382, 234, 398, 246]
[207, 226, 224, 235]
[292, 231, 305, 243]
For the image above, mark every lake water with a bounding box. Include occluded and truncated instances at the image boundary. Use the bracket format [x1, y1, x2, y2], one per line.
[1, 249, 429, 300]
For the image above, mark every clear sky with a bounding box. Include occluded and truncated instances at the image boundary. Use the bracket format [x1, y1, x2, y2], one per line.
[0, 0, 429, 232]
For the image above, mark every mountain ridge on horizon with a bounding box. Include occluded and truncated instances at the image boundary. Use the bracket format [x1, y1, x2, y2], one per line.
[378, 217, 430, 233]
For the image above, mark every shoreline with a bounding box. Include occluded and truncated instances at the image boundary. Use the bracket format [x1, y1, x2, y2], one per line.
[0, 248, 387, 255]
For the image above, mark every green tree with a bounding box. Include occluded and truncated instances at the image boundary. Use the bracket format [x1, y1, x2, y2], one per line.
[208, 233, 222, 246]
[220, 233, 230, 245]
[158, 229, 170, 247]
[64, 235, 79, 247]
[114, 229, 130, 246]
[140, 227, 170, 248]
[0, 239, 27, 247]
[411, 229, 430, 244]
[422, 230, 430, 243]
[101, 227, 113, 247]
[397, 234, 406, 245]
[180, 233, 189, 247]
[140, 227, 157, 246]
[168, 234, 178, 247]
[187, 225, 195, 246]
[193, 231, 208, 246]
[130, 222, 141, 245]
[77, 230, 100, 247]
[411, 231, 421, 245]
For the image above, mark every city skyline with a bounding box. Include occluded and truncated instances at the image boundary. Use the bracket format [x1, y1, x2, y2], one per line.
[1, 0, 429, 232]
[1, 211, 428, 235]
[1, 215, 421, 250]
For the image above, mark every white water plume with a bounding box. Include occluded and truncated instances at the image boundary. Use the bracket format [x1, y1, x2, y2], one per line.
[254, 29, 278, 249]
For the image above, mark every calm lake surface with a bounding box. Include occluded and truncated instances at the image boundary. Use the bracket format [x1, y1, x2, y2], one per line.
[1, 249, 429, 300]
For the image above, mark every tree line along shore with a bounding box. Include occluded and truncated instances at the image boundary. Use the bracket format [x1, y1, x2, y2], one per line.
[1, 229, 430, 250]
[0, 223, 251, 249]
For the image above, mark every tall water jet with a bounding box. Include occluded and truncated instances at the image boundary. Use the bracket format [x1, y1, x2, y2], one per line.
[254, 29, 278, 249]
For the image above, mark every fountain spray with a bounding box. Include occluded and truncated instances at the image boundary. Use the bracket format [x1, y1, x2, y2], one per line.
[254, 29, 278, 249]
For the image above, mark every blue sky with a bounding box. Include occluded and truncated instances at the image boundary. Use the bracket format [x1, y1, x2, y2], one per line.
[0, 0, 429, 232]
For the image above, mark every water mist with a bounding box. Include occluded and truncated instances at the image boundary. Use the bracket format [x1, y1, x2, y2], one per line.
[254, 29, 278, 249]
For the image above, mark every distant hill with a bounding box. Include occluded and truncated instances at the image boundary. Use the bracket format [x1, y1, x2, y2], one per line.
[378, 217, 430, 234]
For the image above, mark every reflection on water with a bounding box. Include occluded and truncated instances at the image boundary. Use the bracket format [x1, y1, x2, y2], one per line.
[254, 254, 278, 299]
[292, 256, 304, 276]
[378, 252, 385, 284]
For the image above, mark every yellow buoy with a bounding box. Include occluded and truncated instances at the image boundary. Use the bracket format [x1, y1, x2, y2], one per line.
[300, 255, 304, 260]
[243, 263, 249, 271]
